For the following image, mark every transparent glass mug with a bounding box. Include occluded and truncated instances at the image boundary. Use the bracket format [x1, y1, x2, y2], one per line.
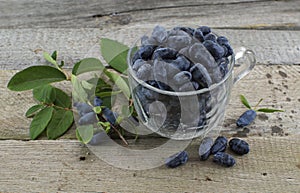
[127, 31, 256, 140]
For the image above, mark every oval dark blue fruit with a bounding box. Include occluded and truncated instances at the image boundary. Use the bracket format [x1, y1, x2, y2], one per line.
[153, 47, 178, 60]
[193, 29, 204, 42]
[136, 63, 152, 81]
[204, 34, 217, 42]
[102, 108, 117, 125]
[199, 137, 214, 161]
[216, 36, 229, 45]
[173, 71, 192, 86]
[229, 138, 250, 155]
[132, 59, 147, 71]
[171, 55, 191, 71]
[211, 136, 228, 154]
[88, 131, 107, 146]
[173, 26, 195, 36]
[133, 45, 157, 62]
[78, 111, 98, 125]
[236, 109, 257, 127]
[190, 63, 212, 88]
[75, 102, 93, 116]
[213, 152, 236, 167]
[223, 43, 233, 57]
[165, 151, 188, 168]
[94, 97, 103, 107]
[198, 26, 211, 36]
[203, 40, 225, 60]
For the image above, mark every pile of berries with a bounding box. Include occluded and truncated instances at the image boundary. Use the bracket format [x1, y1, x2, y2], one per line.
[165, 136, 249, 168]
[131, 25, 233, 91]
[130, 25, 234, 131]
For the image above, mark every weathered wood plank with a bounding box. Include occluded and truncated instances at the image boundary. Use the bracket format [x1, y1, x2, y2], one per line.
[0, 0, 299, 29]
[0, 28, 299, 70]
[0, 137, 299, 192]
[1, 65, 299, 139]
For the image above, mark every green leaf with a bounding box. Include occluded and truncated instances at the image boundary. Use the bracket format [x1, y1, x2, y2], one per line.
[93, 106, 102, 114]
[101, 38, 129, 73]
[53, 87, 71, 108]
[95, 78, 111, 89]
[33, 85, 56, 103]
[72, 58, 105, 75]
[108, 49, 129, 74]
[257, 108, 284, 113]
[30, 106, 54, 139]
[98, 90, 122, 98]
[71, 75, 88, 103]
[51, 51, 57, 61]
[76, 128, 84, 143]
[101, 96, 115, 109]
[43, 52, 59, 68]
[121, 105, 133, 117]
[81, 80, 95, 90]
[76, 125, 94, 144]
[25, 104, 45, 118]
[46, 109, 74, 139]
[104, 70, 130, 99]
[240, 95, 252, 109]
[7, 66, 67, 91]
[99, 121, 111, 133]
[59, 60, 65, 68]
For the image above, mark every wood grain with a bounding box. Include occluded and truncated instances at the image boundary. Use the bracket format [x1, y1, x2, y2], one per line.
[1, 1, 299, 192]
[0, 0, 299, 29]
[0, 28, 299, 70]
[0, 137, 299, 192]
[1, 65, 299, 140]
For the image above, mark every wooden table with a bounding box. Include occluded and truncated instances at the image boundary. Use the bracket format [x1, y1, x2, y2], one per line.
[0, 0, 299, 192]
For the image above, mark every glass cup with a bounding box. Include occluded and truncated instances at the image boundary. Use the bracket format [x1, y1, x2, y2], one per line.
[127, 28, 256, 140]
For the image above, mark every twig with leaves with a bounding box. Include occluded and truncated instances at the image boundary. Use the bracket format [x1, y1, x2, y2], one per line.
[7, 38, 135, 145]
[236, 95, 284, 127]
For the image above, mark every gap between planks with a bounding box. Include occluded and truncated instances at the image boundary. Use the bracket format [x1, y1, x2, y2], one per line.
[0, 0, 299, 29]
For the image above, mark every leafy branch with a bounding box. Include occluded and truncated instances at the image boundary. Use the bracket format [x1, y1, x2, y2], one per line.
[7, 39, 136, 144]
[236, 95, 284, 127]
[240, 94, 284, 113]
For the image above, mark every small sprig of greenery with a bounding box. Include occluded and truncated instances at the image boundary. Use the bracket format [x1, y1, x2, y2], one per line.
[240, 94, 284, 113]
[7, 38, 135, 144]
[236, 95, 284, 127]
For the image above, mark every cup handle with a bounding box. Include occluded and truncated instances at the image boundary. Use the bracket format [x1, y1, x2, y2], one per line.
[233, 47, 256, 84]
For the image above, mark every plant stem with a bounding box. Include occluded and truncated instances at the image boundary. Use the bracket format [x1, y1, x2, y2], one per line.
[98, 114, 129, 146]
[254, 98, 264, 110]
[111, 124, 129, 146]
[43, 102, 75, 112]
